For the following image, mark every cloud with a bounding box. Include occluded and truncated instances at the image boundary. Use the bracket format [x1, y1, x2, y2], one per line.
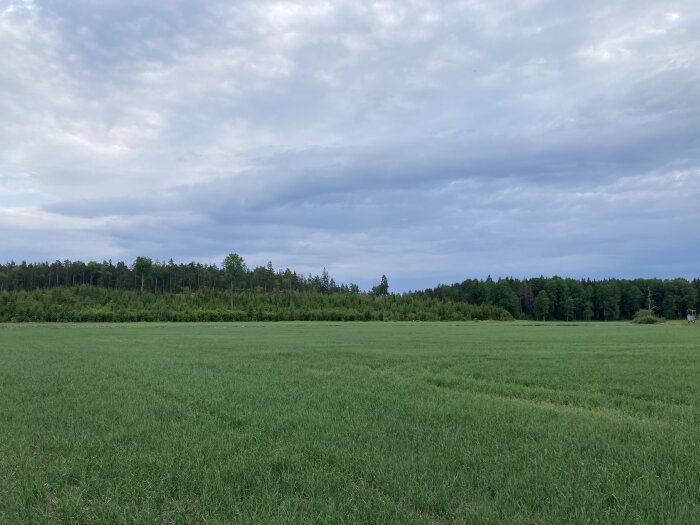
[1, 0, 699, 289]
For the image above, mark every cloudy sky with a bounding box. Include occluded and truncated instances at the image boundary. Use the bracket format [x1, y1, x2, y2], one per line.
[1, 0, 699, 290]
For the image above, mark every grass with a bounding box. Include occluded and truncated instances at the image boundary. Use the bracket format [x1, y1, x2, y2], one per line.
[1, 321, 699, 523]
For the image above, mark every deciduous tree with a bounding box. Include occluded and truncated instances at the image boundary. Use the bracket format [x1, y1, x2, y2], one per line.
[133, 256, 153, 292]
[223, 253, 247, 307]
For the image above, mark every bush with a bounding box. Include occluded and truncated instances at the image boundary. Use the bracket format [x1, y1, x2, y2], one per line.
[632, 310, 665, 324]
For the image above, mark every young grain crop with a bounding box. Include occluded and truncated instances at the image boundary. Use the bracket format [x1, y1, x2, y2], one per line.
[1, 322, 699, 523]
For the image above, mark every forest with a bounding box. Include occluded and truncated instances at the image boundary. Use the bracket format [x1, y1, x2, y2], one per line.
[423, 276, 700, 321]
[0, 255, 698, 322]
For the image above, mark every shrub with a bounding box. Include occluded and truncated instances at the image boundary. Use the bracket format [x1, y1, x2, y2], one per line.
[632, 310, 664, 324]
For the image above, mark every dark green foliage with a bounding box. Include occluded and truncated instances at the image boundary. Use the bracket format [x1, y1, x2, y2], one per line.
[0, 287, 511, 323]
[492, 280, 520, 316]
[1, 257, 699, 321]
[222, 253, 247, 292]
[0, 256, 360, 295]
[132, 256, 153, 292]
[533, 290, 550, 321]
[372, 275, 389, 296]
[426, 277, 700, 321]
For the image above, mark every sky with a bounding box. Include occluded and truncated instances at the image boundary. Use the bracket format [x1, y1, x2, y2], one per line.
[1, 0, 699, 291]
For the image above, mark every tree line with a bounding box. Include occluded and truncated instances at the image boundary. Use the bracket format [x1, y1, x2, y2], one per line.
[0, 256, 362, 295]
[422, 276, 700, 321]
[1, 255, 698, 322]
[0, 287, 511, 323]
[0, 253, 512, 322]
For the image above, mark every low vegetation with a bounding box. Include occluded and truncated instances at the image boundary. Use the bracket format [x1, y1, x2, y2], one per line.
[1, 322, 699, 523]
[0, 286, 511, 322]
[632, 309, 665, 324]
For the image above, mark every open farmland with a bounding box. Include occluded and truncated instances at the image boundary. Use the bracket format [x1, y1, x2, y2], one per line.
[1, 322, 699, 523]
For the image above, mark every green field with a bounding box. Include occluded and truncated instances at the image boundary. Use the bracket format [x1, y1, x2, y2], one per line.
[1, 322, 699, 523]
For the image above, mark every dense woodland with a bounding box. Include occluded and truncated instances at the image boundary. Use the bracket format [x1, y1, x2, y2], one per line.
[423, 276, 700, 321]
[0, 256, 697, 322]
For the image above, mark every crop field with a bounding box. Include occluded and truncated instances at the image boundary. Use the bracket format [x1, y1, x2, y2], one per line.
[1, 322, 699, 523]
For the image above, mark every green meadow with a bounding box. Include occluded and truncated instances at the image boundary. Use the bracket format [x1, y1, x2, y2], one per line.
[1, 322, 699, 523]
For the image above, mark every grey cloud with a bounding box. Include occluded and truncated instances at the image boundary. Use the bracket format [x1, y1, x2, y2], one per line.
[1, 0, 700, 289]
